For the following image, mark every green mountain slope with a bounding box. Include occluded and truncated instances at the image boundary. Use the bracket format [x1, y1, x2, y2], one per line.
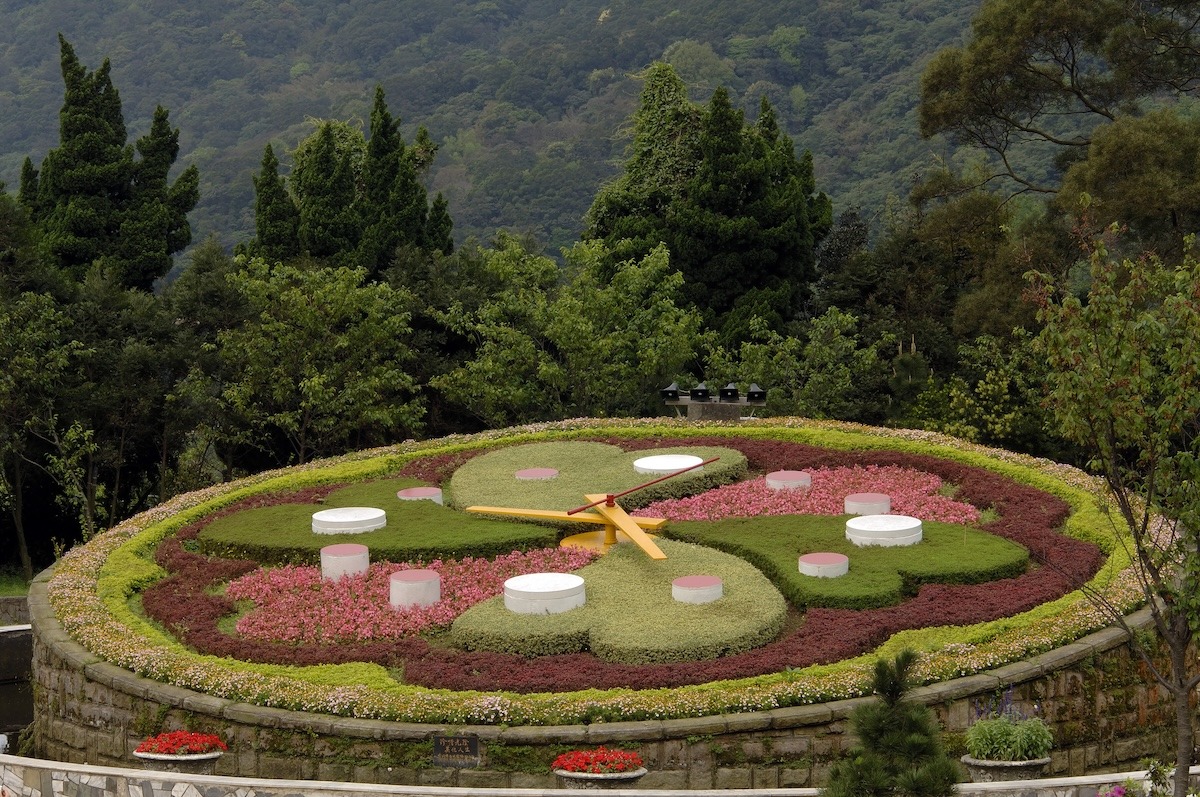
[0, 0, 977, 253]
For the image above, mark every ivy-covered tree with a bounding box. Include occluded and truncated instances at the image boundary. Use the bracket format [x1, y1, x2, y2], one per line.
[1032, 239, 1200, 797]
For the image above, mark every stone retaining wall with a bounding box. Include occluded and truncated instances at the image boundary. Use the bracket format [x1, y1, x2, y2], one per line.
[0, 597, 29, 626]
[28, 566, 1184, 789]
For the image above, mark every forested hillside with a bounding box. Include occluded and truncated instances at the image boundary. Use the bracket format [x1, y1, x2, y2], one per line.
[0, 0, 976, 252]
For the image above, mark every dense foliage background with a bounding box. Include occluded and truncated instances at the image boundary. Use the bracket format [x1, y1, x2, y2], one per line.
[0, 0, 978, 252]
[5, 0, 1200, 588]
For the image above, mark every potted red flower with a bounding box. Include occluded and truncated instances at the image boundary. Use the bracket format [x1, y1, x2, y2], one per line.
[133, 730, 228, 775]
[552, 746, 647, 789]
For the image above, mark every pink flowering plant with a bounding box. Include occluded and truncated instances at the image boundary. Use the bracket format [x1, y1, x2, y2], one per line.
[552, 746, 644, 774]
[227, 547, 597, 643]
[136, 730, 227, 755]
[640, 464, 979, 523]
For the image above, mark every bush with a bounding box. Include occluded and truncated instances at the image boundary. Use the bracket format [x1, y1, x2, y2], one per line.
[964, 716, 1053, 760]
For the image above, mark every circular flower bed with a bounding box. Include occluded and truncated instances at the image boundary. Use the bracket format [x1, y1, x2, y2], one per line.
[46, 418, 1142, 726]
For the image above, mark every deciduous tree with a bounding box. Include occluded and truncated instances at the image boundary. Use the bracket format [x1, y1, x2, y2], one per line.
[1032, 239, 1200, 797]
[219, 257, 423, 464]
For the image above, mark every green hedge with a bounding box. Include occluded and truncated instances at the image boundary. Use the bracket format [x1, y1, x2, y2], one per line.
[667, 515, 1028, 609]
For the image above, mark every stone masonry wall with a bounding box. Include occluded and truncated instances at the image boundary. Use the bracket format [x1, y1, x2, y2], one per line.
[28, 565, 1182, 790]
[5, 752, 1197, 797]
[0, 597, 29, 626]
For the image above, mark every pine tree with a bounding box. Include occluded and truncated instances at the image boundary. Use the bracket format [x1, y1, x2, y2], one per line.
[293, 122, 358, 259]
[17, 158, 38, 215]
[823, 650, 959, 797]
[251, 144, 300, 263]
[32, 36, 197, 289]
[584, 64, 829, 333]
[425, 193, 454, 255]
[115, 106, 200, 290]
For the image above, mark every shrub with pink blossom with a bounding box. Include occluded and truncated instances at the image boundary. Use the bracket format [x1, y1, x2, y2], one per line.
[639, 464, 979, 523]
[227, 547, 597, 643]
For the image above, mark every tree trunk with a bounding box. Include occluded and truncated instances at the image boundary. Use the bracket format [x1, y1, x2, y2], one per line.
[1171, 641, 1194, 797]
[11, 461, 33, 582]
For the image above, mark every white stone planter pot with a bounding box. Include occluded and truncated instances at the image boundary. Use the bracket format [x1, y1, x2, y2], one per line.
[554, 766, 648, 789]
[960, 754, 1050, 782]
[133, 750, 223, 775]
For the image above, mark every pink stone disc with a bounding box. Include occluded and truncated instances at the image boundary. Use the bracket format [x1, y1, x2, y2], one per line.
[515, 467, 559, 480]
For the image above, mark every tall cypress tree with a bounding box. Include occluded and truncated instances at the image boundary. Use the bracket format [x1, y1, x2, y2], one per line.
[115, 106, 200, 290]
[35, 35, 133, 278]
[294, 122, 358, 259]
[33, 36, 197, 290]
[251, 144, 300, 263]
[356, 86, 404, 275]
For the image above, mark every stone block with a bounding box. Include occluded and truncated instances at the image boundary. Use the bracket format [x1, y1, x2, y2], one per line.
[780, 766, 813, 787]
[415, 767, 455, 786]
[752, 766, 780, 788]
[351, 764, 381, 784]
[740, 739, 767, 762]
[509, 772, 554, 789]
[256, 754, 308, 780]
[653, 738, 687, 768]
[584, 720, 664, 742]
[768, 734, 811, 760]
[639, 769, 689, 789]
[498, 723, 586, 744]
[714, 767, 753, 789]
[456, 769, 509, 789]
[314, 758, 350, 782]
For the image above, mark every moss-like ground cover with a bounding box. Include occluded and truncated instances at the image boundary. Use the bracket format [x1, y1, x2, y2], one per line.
[667, 515, 1028, 610]
[450, 538, 787, 663]
[45, 419, 1141, 726]
[447, 441, 747, 510]
[198, 477, 557, 564]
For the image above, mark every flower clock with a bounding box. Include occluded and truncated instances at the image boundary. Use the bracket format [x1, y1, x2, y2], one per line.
[47, 419, 1138, 729]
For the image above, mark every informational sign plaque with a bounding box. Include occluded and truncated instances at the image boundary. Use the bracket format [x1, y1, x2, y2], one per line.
[432, 735, 481, 768]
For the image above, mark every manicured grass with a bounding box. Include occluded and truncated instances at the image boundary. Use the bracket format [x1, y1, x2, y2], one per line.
[450, 537, 788, 663]
[0, 568, 29, 597]
[198, 477, 558, 564]
[446, 441, 747, 511]
[666, 515, 1029, 609]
